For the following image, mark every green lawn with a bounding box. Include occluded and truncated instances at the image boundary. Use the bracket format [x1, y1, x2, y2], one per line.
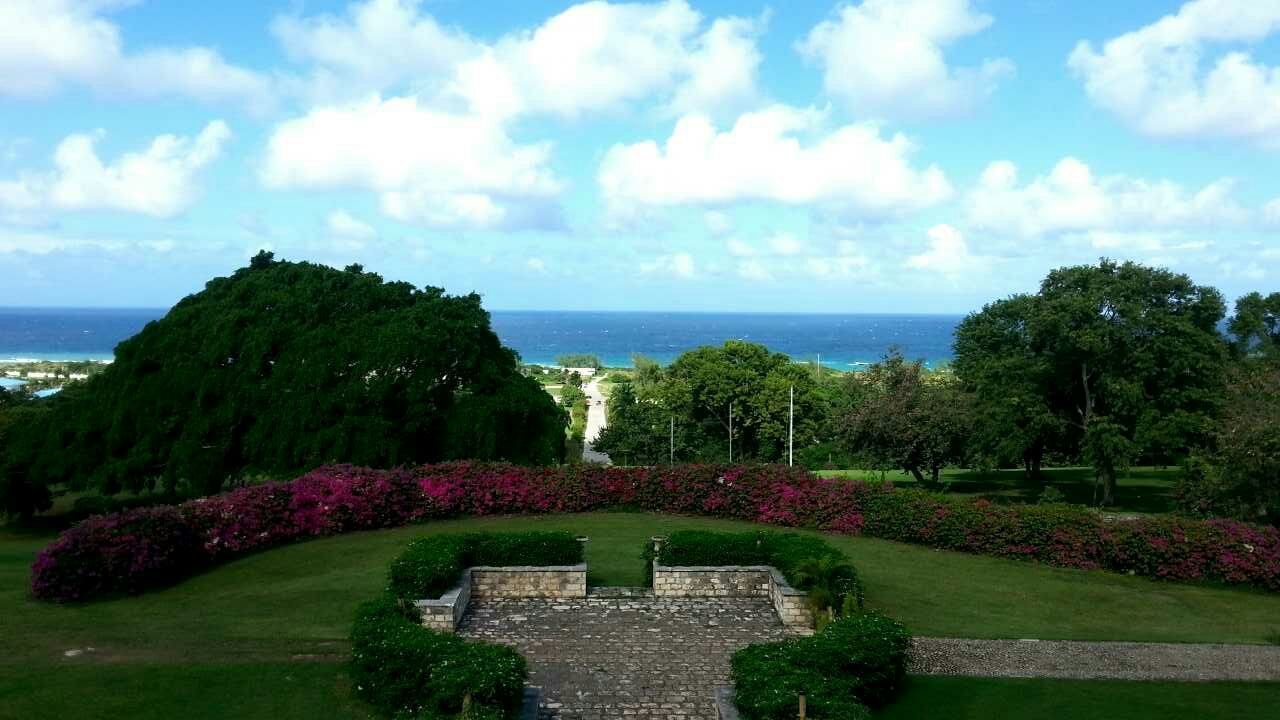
[3, 512, 1279, 719]
[817, 466, 1181, 514]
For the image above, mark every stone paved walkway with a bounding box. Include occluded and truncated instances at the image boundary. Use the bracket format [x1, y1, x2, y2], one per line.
[910, 637, 1280, 681]
[458, 591, 796, 720]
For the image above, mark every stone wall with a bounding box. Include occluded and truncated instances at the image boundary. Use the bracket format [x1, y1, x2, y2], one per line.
[653, 563, 814, 629]
[415, 565, 587, 631]
[472, 565, 588, 599]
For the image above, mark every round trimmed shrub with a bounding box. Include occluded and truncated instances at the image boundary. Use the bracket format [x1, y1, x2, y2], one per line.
[730, 613, 909, 720]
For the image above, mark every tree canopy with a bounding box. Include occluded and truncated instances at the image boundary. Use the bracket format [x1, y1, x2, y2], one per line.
[1, 253, 565, 515]
[595, 341, 828, 464]
[954, 259, 1227, 504]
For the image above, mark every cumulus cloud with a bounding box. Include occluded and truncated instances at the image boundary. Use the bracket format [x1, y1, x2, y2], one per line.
[275, 0, 763, 119]
[798, 0, 1012, 119]
[0, 121, 231, 218]
[967, 157, 1248, 239]
[598, 105, 951, 220]
[1068, 0, 1280, 147]
[272, 0, 477, 102]
[261, 95, 561, 229]
[0, 0, 271, 110]
[905, 224, 989, 275]
[326, 209, 377, 251]
[641, 252, 696, 279]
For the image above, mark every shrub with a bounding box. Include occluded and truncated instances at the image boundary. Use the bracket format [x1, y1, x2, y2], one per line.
[387, 531, 583, 600]
[350, 596, 526, 719]
[30, 506, 203, 601]
[731, 613, 909, 720]
[653, 530, 865, 613]
[32, 462, 1280, 603]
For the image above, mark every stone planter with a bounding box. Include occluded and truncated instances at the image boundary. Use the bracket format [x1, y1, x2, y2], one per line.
[414, 564, 588, 632]
[652, 563, 813, 629]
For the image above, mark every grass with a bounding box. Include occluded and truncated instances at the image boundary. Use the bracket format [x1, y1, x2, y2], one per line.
[4, 512, 1280, 718]
[880, 677, 1280, 720]
[817, 466, 1181, 514]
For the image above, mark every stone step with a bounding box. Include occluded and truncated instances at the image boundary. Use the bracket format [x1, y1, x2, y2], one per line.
[588, 586, 657, 599]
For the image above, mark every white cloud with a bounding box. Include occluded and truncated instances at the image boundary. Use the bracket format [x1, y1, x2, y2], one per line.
[641, 252, 696, 278]
[704, 210, 733, 236]
[967, 157, 1248, 238]
[798, 0, 1012, 119]
[598, 105, 951, 219]
[275, 0, 762, 119]
[666, 14, 765, 117]
[767, 232, 804, 256]
[326, 209, 377, 250]
[1264, 197, 1280, 226]
[1068, 0, 1280, 147]
[0, 0, 271, 110]
[272, 0, 476, 103]
[737, 258, 772, 281]
[725, 237, 756, 257]
[0, 121, 231, 218]
[906, 224, 988, 275]
[526, 257, 548, 274]
[261, 95, 561, 229]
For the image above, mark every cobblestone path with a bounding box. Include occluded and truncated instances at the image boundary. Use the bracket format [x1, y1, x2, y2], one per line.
[458, 590, 796, 720]
[910, 637, 1280, 681]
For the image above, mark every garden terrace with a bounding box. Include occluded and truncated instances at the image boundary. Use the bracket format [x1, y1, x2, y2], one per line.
[4, 513, 1280, 719]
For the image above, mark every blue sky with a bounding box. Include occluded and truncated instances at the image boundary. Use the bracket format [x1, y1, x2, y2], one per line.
[0, 0, 1277, 312]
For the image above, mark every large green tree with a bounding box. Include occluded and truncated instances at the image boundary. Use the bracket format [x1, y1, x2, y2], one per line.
[595, 341, 828, 465]
[1177, 362, 1280, 524]
[1, 253, 565, 511]
[835, 351, 971, 485]
[1227, 291, 1280, 360]
[954, 260, 1227, 505]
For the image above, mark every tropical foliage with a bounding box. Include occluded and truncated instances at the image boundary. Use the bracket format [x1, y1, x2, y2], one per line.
[0, 253, 565, 516]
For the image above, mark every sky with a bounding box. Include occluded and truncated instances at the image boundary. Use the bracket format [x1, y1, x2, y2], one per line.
[0, 0, 1278, 313]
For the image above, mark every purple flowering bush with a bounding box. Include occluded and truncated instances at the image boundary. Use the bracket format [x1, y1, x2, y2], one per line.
[31, 462, 1280, 602]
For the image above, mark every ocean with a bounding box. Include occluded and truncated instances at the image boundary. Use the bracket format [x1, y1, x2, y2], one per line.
[0, 308, 962, 369]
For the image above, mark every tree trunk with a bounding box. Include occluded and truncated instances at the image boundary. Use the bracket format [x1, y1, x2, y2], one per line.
[1099, 465, 1116, 506]
[930, 464, 941, 486]
[907, 466, 925, 484]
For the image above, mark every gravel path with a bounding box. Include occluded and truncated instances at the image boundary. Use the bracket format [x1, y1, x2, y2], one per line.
[910, 637, 1280, 681]
[582, 378, 611, 465]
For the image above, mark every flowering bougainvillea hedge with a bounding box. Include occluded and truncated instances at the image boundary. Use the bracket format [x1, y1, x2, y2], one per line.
[31, 463, 1280, 602]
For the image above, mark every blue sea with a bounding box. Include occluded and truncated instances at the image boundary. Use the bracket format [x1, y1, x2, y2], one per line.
[0, 308, 962, 369]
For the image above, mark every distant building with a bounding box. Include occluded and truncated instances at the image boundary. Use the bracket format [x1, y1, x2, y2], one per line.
[564, 367, 597, 378]
[26, 371, 55, 379]
[69, 373, 89, 380]
[3, 370, 18, 377]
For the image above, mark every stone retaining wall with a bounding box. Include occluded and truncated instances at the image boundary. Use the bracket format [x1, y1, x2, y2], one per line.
[472, 565, 588, 599]
[652, 563, 813, 629]
[415, 564, 587, 632]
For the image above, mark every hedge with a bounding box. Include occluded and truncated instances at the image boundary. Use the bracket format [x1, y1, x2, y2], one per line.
[387, 531, 583, 600]
[351, 594, 526, 719]
[731, 612, 910, 720]
[653, 530, 865, 612]
[31, 463, 1280, 602]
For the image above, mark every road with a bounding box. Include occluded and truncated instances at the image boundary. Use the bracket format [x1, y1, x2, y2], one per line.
[582, 378, 610, 464]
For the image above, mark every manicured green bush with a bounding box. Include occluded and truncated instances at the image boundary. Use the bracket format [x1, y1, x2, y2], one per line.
[387, 531, 583, 600]
[350, 596, 526, 719]
[731, 613, 909, 720]
[652, 530, 865, 613]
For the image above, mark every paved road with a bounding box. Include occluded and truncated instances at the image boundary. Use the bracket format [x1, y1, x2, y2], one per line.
[582, 379, 610, 464]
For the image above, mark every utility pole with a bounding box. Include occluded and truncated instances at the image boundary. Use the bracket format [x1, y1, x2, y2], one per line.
[669, 415, 674, 465]
[729, 402, 734, 464]
[788, 385, 794, 467]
